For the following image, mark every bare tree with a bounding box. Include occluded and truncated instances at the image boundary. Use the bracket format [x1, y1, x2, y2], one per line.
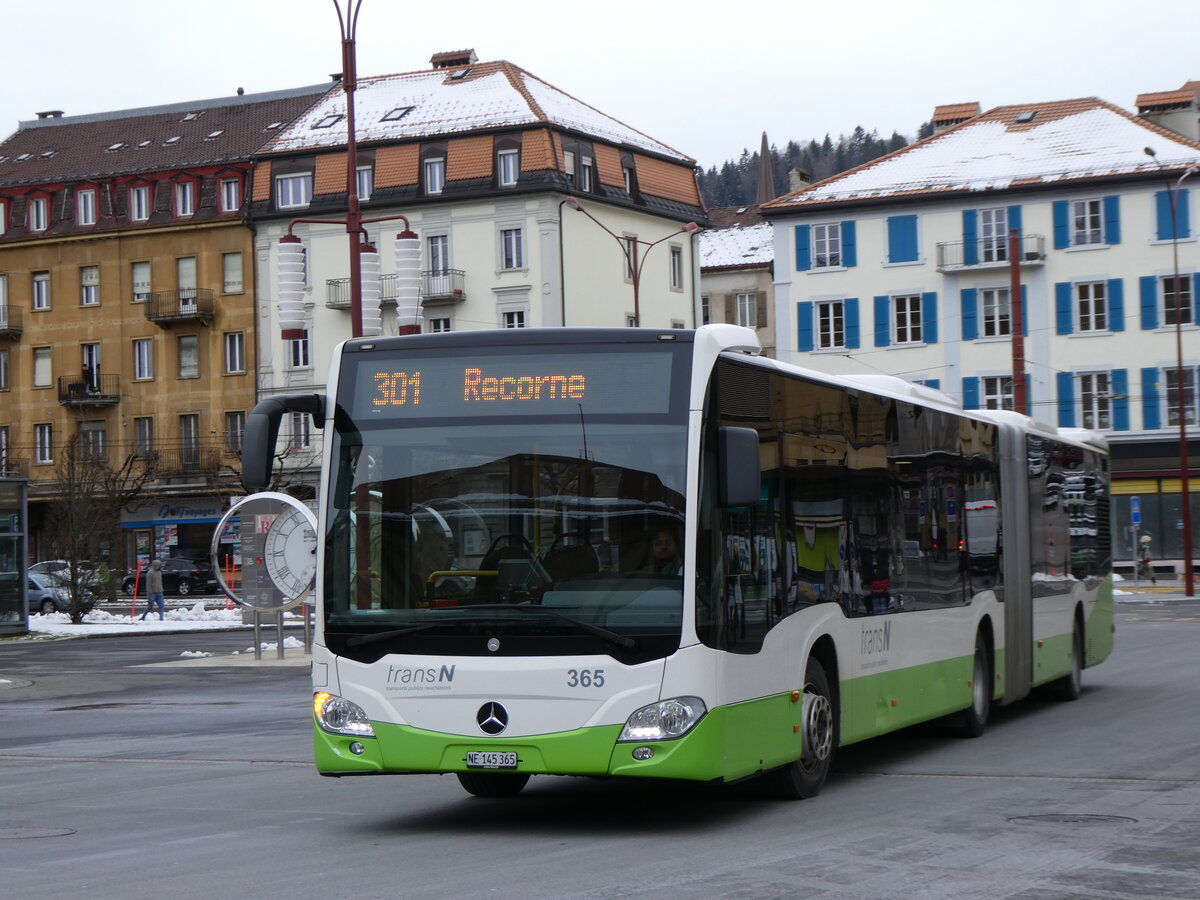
[44, 436, 158, 623]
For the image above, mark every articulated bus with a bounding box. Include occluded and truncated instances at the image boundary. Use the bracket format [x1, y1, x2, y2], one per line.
[243, 325, 1113, 798]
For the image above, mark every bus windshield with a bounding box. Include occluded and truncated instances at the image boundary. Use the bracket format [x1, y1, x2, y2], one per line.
[323, 340, 691, 663]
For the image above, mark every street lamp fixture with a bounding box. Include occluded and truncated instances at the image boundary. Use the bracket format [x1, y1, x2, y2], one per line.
[1144, 146, 1200, 596]
[564, 196, 698, 327]
[275, 1, 421, 340]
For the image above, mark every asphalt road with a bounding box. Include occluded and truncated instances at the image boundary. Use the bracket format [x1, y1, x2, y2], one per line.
[1, 597, 1198, 900]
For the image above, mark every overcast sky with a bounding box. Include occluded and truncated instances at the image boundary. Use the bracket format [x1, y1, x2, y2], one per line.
[4, 0, 1196, 171]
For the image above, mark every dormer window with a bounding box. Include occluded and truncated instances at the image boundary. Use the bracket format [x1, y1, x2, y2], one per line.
[220, 176, 241, 213]
[497, 148, 519, 187]
[424, 158, 445, 195]
[175, 181, 195, 217]
[313, 114, 344, 129]
[381, 106, 413, 122]
[28, 196, 48, 232]
[76, 188, 97, 226]
[129, 185, 151, 222]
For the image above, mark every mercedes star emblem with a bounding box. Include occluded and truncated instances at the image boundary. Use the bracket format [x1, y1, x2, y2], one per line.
[476, 702, 509, 735]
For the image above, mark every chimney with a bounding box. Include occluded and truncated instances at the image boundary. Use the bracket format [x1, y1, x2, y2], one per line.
[430, 49, 478, 69]
[1136, 82, 1200, 141]
[931, 102, 980, 134]
[788, 168, 812, 192]
[35, 110, 64, 120]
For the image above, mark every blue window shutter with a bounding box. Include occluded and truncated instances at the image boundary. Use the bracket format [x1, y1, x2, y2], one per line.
[797, 301, 814, 350]
[922, 291, 938, 343]
[1020, 284, 1029, 336]
[1108, 278, 1124, 331]
[1007, 204, 1022, 238]
[845, 298, 860, 348]
[887, 215, 918, 263]
[1057, 372, 1076, 427]
[1179, 188, 1192, 239]
[874, 295, 890, 346]
[925, 378, 940, 389]
[961, 288, 978, 340]
[794, 225, 811, 271]
[1053, 200, 1069, 249]
[1055, 282, 1073, 335]
[1156, 190, 1174, 240]
[962, 377, 980, 410]
[962, 209, 978, 265]
[1142, 367, 1160, 430]
[841, 221, 857, 267]
[1140, 276, 1159, 330]
[1103, 195, 1120, 245]
[1111, 369, 1129, 431]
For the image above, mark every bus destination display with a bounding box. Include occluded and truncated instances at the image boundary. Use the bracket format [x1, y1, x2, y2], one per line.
[352, 350, 675, 418]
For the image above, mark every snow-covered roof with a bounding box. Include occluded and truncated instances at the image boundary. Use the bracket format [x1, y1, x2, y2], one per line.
[699, 221, 773, 270]
[264, 60, 689, 162]
[765, 98, 1200, 209]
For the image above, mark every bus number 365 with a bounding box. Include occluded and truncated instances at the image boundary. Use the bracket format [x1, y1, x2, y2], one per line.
[566, 669, 605, 688]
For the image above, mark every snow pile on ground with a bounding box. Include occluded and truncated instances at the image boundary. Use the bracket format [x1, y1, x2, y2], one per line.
[24, 602, 303, 636]
[235, 637, 305, 655]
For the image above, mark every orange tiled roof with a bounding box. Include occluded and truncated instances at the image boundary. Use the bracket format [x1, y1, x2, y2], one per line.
[932, 102, 980, 123]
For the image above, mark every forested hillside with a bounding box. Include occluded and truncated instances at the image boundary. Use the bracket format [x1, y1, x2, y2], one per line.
[697, 122, 934, 208]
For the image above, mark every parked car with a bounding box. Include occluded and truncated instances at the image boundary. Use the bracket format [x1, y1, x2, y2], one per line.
[28, 572, 98, 615]
[122, 558, 218, 597]
[29, 559, 101, 588]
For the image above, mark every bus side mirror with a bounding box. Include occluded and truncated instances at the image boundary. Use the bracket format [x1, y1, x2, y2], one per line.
[242, 393, 326, 492]
[718, 426, 760, 508]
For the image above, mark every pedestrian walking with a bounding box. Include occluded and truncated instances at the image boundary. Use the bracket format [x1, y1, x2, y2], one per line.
[1136, 534, 1156, 584]
[140, 559, 166, 620]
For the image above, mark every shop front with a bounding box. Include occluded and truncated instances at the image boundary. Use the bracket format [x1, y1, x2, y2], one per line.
[122, 497, 234, 570]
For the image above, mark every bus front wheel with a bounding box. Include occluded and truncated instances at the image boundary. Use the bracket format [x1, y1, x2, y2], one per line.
[768, 658, 836, 800]
[457, 771, 530, 798]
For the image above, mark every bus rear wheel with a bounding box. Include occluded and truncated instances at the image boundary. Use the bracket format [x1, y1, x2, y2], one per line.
[767, 658, 836, 800]
[953, 632, 991, 738]
[1049, 620, 1083, 701]
[457, 771, 530, 798]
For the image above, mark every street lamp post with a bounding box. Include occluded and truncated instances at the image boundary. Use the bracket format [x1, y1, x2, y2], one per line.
[1144, 146, 1200, 596]
[564, 197, 698, 327]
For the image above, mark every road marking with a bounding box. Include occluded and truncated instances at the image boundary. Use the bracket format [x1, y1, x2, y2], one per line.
[0, 753, 308, 767]
[866, 772, 1200, 786]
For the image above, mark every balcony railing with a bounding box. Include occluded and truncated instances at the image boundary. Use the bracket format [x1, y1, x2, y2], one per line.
[325, 269, 467, 309]
[0, 306, 23, 340]
[57, 373, 121, 407]
[0, 457, 28, 478]
[149, 443, 223, 479]
[936, 234, 1046, 270]
[145, 289, 215, 326]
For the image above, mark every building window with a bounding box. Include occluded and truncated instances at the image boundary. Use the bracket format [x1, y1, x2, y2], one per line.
[623, 165, 635, 194]
[0, 348, 8, 390]
[564, 150, 576, 183]
[502, 310, 526, 329]
[1072, 198, 1104, 246]
[275, 173, 313, 209]
[622, 235, 637, 281]
[669, 245, 684, 290]
[429, 317, 452, 333]
[625, 314, 637, 327]
[498, 149, 519, 186]
[427, 234, 449, 273]
[178, 335, 199, 378]
[288, 411, 312, 449]
[225, 411, 245, 453]
[1166, 368, 1197, 427]
[222, 252, 243, 293]
[35, 423, 53, 464]
[1076, 281, 1107, 332]
[980, 207, 1008, 263]
[735, 292, 757, 328]
[894, 294, 923, 343]
[33, 347, 51, 387]
[174, 181, 195, 217]
[80, 266, 100, 306]
[982, 375, 1014, 411]
[32, 271, 50, 310]
[0, 199, 6, 234]
[580, 156, 595, 192]
[224, 332, 245, 374]
[290, 331, 310, 368]
[179, 414, 201, 470]
[79, 420, 106, 461]
[356, 165, 373, 201]
[133, 338, 153, 380]
[76, 189, 97, 226]
[701, 295, 711, 325]
[817, 300, 845, 349]
[134, 417, 155, 457]
[132, 261, 151, 302]
[129, 185, 151, 221]
[424, 158, 445, 195]
[28, 196, 48, 232]
[219, 177, 240, 213]
[981, 287, 1011, 337]
[501, 228, 523, 270]
[813, 223, 842, 268]
[1078, 372, 1112, 429]
[1164, 275, 1194, 327]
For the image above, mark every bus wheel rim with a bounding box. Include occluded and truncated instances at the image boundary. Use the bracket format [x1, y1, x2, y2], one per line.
[801, 687, 833, 768]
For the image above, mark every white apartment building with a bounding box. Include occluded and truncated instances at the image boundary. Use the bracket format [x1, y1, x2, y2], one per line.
[763, 95, 1200, 563]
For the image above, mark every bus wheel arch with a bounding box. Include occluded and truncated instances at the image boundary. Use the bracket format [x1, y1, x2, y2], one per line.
[765, 636, 839, 800]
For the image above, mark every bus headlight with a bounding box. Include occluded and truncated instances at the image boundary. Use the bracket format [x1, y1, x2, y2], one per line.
[313, 692, 376, 737]
[618, 696, 707, 742]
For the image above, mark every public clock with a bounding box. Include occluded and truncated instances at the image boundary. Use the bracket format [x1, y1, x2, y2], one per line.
[212, 492, 319, 612]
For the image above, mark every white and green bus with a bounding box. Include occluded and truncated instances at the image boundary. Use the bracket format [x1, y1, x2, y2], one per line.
[243, 324, 1113, 798]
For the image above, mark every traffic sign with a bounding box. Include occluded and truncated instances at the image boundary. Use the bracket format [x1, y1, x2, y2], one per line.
[1131, 496, 1141, 526]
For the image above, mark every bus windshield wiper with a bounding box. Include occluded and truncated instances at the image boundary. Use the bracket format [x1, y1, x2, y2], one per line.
[345, 623, 439, 647]
[463, 604, 637, 649]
